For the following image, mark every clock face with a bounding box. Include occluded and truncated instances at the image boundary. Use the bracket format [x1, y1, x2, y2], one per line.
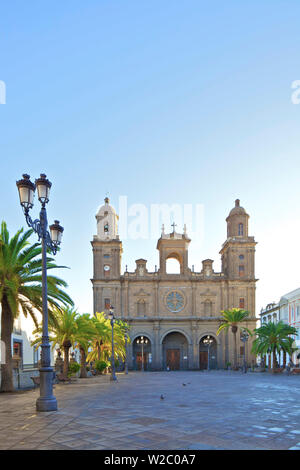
[103, 265, 110, 271]
[166, 291, 185, 312]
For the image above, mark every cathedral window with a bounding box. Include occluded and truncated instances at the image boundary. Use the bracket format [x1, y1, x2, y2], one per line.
[238, 223, 244, 236]
[104, 254, 110, 258]
[239, 265, 245, 277]
[104, 298, 111, 310]
[239, 254, 244, 260]
[204, 300, 212, 316]
[137, 300, 146, 315]
[104, 223, 109, 232]
[239, 298, 245, 309]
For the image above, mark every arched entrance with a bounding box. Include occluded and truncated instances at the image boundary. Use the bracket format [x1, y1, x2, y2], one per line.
[162, 331, 189, 370]
[132, 335, 152, 371]
[199, 335, 218, 370]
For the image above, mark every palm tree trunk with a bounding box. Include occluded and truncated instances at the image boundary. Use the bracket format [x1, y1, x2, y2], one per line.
[232, 326, 238, 369]
[272, 351, 277, 373]
[79, 346, 87, 378]
[0, 296, 14, 392]
[63, 345, 70, 378]
[283, 351, 286, 368]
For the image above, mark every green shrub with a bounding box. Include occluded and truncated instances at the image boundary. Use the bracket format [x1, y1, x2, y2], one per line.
[95, 360, 108, 373]
[68, 362, 80, 377]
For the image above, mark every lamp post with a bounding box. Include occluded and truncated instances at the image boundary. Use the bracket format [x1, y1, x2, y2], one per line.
[240, 330, 249, 373]
[203, 335, 214, 371]
[16, 174, 64, 412]
[136, 336, 148, 372]
[124, 328, 128, 375]
[107, 306, 117, 381]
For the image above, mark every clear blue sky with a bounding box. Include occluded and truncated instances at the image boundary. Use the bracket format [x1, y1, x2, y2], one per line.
[1, 1, 300, 315]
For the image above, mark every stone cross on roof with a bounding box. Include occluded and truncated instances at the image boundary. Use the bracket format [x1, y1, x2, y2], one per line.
[171, 222, 177, 232]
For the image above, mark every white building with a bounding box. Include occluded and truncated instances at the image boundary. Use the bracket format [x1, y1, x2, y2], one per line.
[279, 288, 300, 362]
[0, 309, 41, 369]
[0, 308, 56, 388]
[260, 302, 280, 325]
[260, 288, 300, 367]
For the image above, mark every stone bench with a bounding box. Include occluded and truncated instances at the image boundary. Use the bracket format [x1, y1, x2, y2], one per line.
[272, 368, 284, 373]
[31, 376, 40, 387]
[56, 373, 72, 383]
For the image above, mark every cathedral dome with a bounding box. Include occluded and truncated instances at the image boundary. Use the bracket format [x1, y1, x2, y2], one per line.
[226, 199, 249, 238]
[228, 199, 247, 217]
[95, 197, 118, 240]
[96, 197, 117, 217]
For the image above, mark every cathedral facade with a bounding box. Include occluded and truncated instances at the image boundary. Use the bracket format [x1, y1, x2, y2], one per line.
[91, 198, 257, 370]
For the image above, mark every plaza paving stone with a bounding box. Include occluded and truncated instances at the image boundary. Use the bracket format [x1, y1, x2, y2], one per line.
[0, 370, 299, 450]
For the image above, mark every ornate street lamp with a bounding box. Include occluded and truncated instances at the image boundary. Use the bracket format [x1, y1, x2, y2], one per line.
[124, 328, 128, 375]
[136, 336, 148, 372]
[240, 330, 249, 373]
[107, 306, 117, 381]
[16, 173, 64, 412]
[203, 335, 214, 371]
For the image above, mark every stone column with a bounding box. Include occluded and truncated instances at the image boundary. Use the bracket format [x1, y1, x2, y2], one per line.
[191, 321, 198, 369]
[99, 287, 103, 312]
[127, 282, 130, 317]
[188, 342, 194, 370]
[154, 283, 159, 317]
[123, 280, 128, 318]
[120, 283, 123, 317]
[159, 252, 166, 274]
[152, 322, 161, 370]
[192, 284, 196, 316]
[93, 285, 97, 315]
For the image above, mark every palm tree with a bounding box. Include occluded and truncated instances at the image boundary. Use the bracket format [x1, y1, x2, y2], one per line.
[87, 312, 128, 366]
[0, 222, 73, 392]
[252, 321, 297, 373]
[32, 308, 95, 378]
[87, 312, 111, 363]
[115, 318, 131, 371]
[217, 308, 252, 369]
[74, 314, 96, 378]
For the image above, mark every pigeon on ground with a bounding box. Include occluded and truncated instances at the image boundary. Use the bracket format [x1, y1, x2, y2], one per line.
[182, 383, 187, 386]
[160, 394, 165, 400]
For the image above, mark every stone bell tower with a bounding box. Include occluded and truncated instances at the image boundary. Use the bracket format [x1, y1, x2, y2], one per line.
[220, 199, 256, 281]
[157, 223, 191, 275]
[91, 198, 122, 314]
[96, 197, 118, 241]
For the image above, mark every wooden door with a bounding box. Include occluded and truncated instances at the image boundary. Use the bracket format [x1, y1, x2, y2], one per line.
[166, 349, 180, 370]
[199, 351, 208, 370]
[136, 352, 147, 370]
